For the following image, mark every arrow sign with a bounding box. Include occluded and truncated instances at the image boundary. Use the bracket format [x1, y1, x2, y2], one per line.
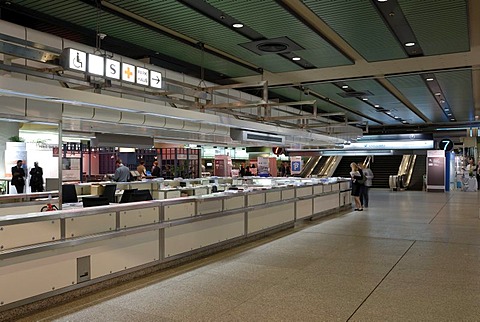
[150, 71, 162, 89]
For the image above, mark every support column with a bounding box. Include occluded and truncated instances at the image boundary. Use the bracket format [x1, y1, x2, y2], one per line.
[0, 122, 21, 177]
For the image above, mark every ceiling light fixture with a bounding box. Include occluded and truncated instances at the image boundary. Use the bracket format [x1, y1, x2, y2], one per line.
[232, 23, 244, 28]
[405, 42, 415, 47]
[426, 78, 434, 81]
[362, 98, 368, 101]
[377, 0, 388, 2]
[435, 92, 441, 96]
[374, 104, 380, 108]
[342, 85, 349, 89]
[292, 57, 301, 61]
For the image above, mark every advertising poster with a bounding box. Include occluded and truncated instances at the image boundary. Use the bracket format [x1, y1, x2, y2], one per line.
[426, 150, 445, 191]
[290, 156, 302, 175]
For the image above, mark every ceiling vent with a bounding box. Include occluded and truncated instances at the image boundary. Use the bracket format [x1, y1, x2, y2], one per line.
[231, 129, 285, 144]
[337, 90, 374, 98]
[240, 37, 304, 55]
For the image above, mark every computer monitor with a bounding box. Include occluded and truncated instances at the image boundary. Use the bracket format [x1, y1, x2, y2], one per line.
[62, 184, 78, 204]
[119, 188, 138, 203]
[131, 189, 153, 202]
[82, 196, 109, 208]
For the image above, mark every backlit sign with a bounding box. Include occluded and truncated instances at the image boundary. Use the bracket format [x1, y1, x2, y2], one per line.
[61, 48, 162, 88]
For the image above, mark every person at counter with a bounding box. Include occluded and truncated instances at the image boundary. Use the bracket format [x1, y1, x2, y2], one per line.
[151, 161, 161, 177]
[11, 160, 26, 194]
[29, 161, 44, 192]
[137, 160, 146, 178]
[113, 159, 131, 182]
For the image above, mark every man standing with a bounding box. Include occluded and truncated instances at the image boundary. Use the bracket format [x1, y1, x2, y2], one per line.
[359, 164, 374, 208]
[11, 159, 26, 194]
[113, 159, 131, 182]
[29, 161, 44, 192]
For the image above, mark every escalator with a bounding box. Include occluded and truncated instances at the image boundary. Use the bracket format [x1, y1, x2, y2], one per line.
[406, 155, 426, 191]
[310, 156, 329, 177]
[332, 156, 367, 178]
[299, 156, 320, 177]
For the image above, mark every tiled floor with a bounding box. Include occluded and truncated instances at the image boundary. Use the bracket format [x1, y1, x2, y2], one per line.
[17, 189, 480, 321]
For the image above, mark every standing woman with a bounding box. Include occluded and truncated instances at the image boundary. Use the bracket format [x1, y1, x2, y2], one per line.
[350, 162, 363, 211]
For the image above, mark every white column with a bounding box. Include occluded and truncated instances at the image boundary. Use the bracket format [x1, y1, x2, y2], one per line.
[0, 122, 20, 177]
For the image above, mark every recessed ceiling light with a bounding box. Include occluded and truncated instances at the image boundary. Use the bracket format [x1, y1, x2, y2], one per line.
[394, 116, 399, 119]
[440, 99, 445, 103]
[362, 98, 368, 101]
[232, 23, 244, 28]
[426, 78, 434, 81]
[342, 85, 349, 89]
[386, 112, 391, 115]
[451, 118, 455, 121]
[435, 92, 441, 96]
[447, 113, 452, 116]
[377, 0, 388, 2]
[292, 57, 301, 61]
[405, 42, 415, 47]
[374, 104, 380, 108]
[402, 121, 407, 123]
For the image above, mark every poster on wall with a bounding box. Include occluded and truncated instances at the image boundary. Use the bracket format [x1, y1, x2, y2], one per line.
[426, 150, 445, 192]
[290, 156, 302, 175]
[257, 157, 269, 177]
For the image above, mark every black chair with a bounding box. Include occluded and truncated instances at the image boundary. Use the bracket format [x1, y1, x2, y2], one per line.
[62, 184, 78, 203]
[82, 196, 109, 208]
[101, 184, 117, 203]
[119, 188, 137, 203]
[131, 189, 153, 202]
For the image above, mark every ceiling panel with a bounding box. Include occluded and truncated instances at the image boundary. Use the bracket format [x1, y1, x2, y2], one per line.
[386, 75, 449, 123]
[436, 70, 474, 122]
[206, 0, 352, 68]
[107, 0, 301, 73]
[400, 0, 469, 56]
[8, 0, 258, 78]
[303, 0, 406, 62]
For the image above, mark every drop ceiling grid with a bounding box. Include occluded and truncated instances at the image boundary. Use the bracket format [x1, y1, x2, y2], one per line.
[303, 0, 406, 62]
[385, 75, 447, 123]
[399, 0, 469, 55]
[435, 70, 474, 122]
[207, 0, 352, 68]
[106, 0, 301, 73]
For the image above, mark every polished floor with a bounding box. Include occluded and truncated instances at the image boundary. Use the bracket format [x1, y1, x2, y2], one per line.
[18, 189, 480, 321]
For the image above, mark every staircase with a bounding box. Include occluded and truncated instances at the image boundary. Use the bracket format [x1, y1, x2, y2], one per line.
[332, 156, 366, 178]
[369, 155, 404, 188]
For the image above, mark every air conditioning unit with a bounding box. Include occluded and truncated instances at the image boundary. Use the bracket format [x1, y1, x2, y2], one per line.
[230, 129, 285, 144]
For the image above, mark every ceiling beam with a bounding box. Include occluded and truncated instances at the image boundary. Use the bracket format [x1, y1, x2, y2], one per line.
[231, 51, 478, 87]
[469, 0, 480, 118]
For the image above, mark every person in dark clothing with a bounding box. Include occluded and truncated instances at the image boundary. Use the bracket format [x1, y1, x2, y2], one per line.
[151, 161, 161, 177]
[245, 166, 252, 176]
[12, 160, 26, 194]
[29, 161, 44, 192]
[349, 162, 364, 211]
[239, 164, 246, 177]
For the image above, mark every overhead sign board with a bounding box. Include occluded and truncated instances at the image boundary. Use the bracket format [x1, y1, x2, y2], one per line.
[61, 48, 162, 89]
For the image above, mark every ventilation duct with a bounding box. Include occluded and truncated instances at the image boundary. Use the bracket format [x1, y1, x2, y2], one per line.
[230, 129, 285, 145]
[91, 133, 153, 148]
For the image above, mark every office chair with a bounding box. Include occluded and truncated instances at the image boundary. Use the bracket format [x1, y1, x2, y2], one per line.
[101, 184, 117, 203]
[62, 184, 78, 203]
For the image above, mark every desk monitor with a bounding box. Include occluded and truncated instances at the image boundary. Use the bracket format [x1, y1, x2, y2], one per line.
[119, 188, 138, 203]
[62, 184, 78, 204]
[131, 189, 153, 202]
[82, 196, 109, 208]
